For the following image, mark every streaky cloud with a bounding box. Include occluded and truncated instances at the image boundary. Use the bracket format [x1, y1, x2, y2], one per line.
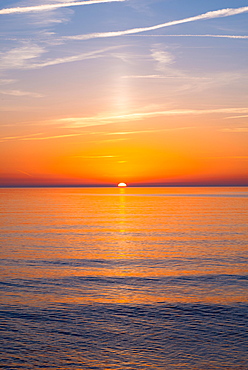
[17, 170, 33, 177]
[70, 155, 116, 158]
[221, 127, 248, 132]
[0, 133, 82, 142]
[208, 156, 248, 159]
[29, 46, 119, 69]
[0, 89, 43, 97]
[22, 133, 82, 140]
[0, 78, 16, 85]
[224, 115, 248, 119]
[132, 34, 248, 39]
[0, 45, 121, 71]
[105, 127, 194, 135]
[65, 6, 248, 41]
[0, 0, 125, 15]
[0, 132, 44, 142]
[57, 107, 248, 127]
[0, 44, 45, 71]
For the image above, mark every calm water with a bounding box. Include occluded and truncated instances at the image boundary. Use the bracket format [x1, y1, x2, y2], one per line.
[0, 187, 247, 369]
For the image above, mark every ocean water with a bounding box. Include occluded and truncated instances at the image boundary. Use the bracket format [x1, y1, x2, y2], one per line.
[0, 187, 247, 369]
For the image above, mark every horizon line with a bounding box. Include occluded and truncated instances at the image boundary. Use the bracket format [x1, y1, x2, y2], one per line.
[0, 183, 247, 188]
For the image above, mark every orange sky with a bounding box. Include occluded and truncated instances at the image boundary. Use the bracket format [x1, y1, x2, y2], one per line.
[0, 0, 248, 186]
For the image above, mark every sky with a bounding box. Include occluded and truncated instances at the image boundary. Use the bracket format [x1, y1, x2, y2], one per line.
[0, 0, 248, 186]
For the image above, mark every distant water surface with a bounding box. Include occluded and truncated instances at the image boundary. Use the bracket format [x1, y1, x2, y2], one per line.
[0, 187, 247, 369]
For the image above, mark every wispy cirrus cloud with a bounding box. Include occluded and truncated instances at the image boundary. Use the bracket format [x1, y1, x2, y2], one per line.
[55, 107, 248, 128]
[220, 127, 248, 132]
[2, 107, 248, 133]
[2, 108, 247, 143]
[105, 127, 194, 136]
[122, 44, 245, 94]
[0, 44, 121, 70]
[131, 34, 248, 40]
[121, 75, 219, 80]
[23, 133, 83, 140]
[0, 0, 125, 15]
[224, 115, 248, 119]
[0, 89, 43, 98]
[0, 133, 44, 143]
[208, 156, 248, 159]
[0, 44, 45, 70]
[0, 132, 82, 143]
[17, 170, 33, 177]
[151, 46, 175, 72]
[64, 6, 248, 41]
[29, 46, 119, 69]
[0, 78, 16, 85]
[70, 155, 116, 158]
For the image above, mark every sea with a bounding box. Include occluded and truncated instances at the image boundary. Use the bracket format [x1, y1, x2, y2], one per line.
[0, 186, 247, 369]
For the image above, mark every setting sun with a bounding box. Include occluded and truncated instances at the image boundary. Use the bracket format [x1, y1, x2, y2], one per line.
[118, 182, 127, 187]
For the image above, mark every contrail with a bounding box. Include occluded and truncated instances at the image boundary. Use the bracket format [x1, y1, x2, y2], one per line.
[132, 34, 248, 40]
[29, 45, 121, 69]
[65, 6, 248, 40]
[0, 0, 125, 15]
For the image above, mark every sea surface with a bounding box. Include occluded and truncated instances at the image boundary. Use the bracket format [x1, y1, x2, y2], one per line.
[0, 187, 247, 369]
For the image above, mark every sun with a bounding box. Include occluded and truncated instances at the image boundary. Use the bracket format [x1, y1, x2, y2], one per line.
[118, 182, 127, 187]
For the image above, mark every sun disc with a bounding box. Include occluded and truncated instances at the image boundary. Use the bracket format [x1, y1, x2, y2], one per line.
[118, 182, 127, 187]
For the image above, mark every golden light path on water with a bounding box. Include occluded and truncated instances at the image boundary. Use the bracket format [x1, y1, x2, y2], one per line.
[0, 186, 247, 306]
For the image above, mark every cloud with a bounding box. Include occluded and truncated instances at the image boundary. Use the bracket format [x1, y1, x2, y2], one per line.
[105, 127, 194, 135]
[0, 133, 44, 143]
[17, 170, 33, 177]
[121, 74, 218, 80]
[122, 75, 167, 79]
[29, 46, 118, 69]
[121, 75, 225, 81]
[0, 44, 44, 70]
[122, 67, 244, 95]
[224, 115, 248, 119]
[70, 155, 116, 158]
[65, 6, 248, 41]
[2, 109, 247, 143]
[181, 72, 244, 93]
[3, 108, 246, 140]
[23, 134, 83, 140]
[220, 127, 248, 132]
[149, 45, 190, 81]
[0, 45, 121, 70]
[151, 45, 174, 72]
[0, 132, 82, 142]
[90, 137, 127, 143]
[0, 79, 16, 86]
[0, 0, 126, 15]
[131, 34, 248, 40]
[208, 156, 248, 159]
[56, 107, 248, 127]
[0, 89, 43, 97]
